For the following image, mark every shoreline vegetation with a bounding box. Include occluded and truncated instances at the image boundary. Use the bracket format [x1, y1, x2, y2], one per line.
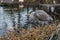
[0, 24, 58, 40]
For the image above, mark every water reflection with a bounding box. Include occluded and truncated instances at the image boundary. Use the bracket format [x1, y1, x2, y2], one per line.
[0, 6, 30, 36]
[0, 5, 53, 36]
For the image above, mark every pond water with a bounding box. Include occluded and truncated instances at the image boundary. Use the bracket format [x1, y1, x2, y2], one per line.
[0, 6, 33, 36]
[0, 6, 53, 36]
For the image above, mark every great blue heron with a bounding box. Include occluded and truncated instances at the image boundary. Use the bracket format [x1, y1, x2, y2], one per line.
[29, 10, 53, 26]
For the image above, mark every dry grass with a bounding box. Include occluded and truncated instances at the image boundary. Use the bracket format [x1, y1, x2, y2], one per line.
[0, 25, 57, 40]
